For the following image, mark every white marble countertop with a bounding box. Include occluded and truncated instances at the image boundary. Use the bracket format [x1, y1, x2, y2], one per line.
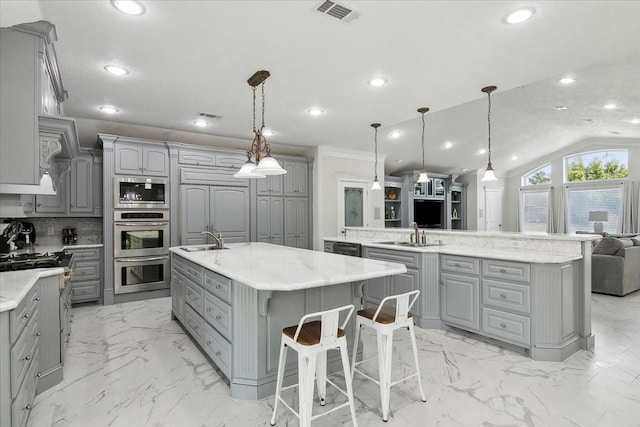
[323, 237, 583, 264]
[0, 267, 65, 312]
[169, 242, 407, 291]
[7, 243, 104, 256]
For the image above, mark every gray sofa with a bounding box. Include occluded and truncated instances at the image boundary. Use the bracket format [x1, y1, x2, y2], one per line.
[592, 237, 640, 296]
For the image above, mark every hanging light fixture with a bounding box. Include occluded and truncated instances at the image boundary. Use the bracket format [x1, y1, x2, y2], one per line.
[480, 85, 498, 182]
[416, 107, 430, 183]
[370, 123, 382, 190]
[234, 70, 287, 179]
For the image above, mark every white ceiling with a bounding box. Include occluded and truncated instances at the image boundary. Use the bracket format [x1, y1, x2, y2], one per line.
[1, 0, 639, 176]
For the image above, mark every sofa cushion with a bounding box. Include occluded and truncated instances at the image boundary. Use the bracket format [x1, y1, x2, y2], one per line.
[593, 237, 626, 255]
[631, 238, 640, 246]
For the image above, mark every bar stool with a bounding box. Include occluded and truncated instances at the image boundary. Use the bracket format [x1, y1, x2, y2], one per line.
[351, 290, 426, 422]
[270, 304, 358, 427]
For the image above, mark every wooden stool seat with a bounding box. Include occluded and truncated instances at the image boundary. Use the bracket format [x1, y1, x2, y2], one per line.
[283, 321, 346, 345]
[357, 307, 413, 324]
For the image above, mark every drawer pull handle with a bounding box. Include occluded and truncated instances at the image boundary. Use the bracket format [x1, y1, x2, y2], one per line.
[36, 372, 42, 378]
[215, 315, 222, 320]
[500, 323, 507, 328]
[500, 294, 507, 299]
[206, 340, 212, 346]
[34, 297, 40, 302]
[35, 331, 41, 337]
[24, 313, 30, 319]
[499, 268, 507, 273]
[454, 263, 461, 267]
[215, 284, 221, 289]
[206, 308, 212, 312]
[25, 355, 31, 361]
[215, 351, 222, 356]
[25, 404, 32, 411]
[206, 279, 211, 284]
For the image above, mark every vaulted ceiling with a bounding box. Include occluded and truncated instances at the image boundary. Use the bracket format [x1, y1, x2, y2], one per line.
[1, 1, 639, 176]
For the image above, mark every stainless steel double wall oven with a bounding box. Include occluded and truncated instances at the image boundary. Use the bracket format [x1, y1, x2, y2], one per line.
[113, 177, 170, 295]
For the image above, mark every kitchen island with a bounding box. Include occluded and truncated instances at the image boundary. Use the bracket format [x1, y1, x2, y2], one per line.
[169, 242, 407, 399]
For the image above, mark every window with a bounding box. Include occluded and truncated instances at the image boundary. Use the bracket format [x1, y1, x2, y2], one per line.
[565, 150, 628, 182]
[522, 164, 551, 186]
[520, 189, 550, 233]
[566, 185, 622, 233]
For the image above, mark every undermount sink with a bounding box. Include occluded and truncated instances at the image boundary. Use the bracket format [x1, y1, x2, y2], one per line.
[180, 245, 227, 252]
[374, 241, 443, 248]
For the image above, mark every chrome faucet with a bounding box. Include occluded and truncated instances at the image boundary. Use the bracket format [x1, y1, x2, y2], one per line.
[409, 222, 419, 243]
[200, 229, 224, 248]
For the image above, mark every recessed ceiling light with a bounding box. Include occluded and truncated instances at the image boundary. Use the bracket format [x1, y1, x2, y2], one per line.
[307, 108, 324, 116]
[511, 155, 519, 161]
[193, 119, 208, 127]
[505, 7, 535, 24]
[104, 65, 129, 76]
[262, 128, 275, 136]
[630, 118, 640, 124]
[111, 0, 145, 15]
[395, 159, 404, 164]
[559, 77, 576, 84]
[389, 130, 403, 139]
[460, 168, 468, 172]
[603, 103, 617, 110]
[477, 148, 487, 155]
[553, 106, 568, 111]
[443, 141, 453, 149]
[99, 105, 119, 114]
[609, 131, 621, 135]
[368, 78, 387, 87]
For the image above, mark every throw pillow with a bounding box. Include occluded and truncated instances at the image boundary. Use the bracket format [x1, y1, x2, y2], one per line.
[592, 237, 626, 255]
[631, 238, 640, 246]
[619, 238, 634, 248]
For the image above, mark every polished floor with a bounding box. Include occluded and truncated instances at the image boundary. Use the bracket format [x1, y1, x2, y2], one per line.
[27, 291, 640, 427]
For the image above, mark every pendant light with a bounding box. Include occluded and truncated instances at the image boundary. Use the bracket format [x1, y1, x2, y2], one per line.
[370, 123, 382, 191]
[480, 85, 498, 182]
[416, 107, 430, 183]
[234, 70, 287, 179]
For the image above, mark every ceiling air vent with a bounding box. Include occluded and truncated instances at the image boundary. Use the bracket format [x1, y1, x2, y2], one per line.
[197, 112, 222, 119]
[316, 1, 359, 23]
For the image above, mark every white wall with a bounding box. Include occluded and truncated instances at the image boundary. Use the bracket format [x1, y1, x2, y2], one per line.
[313, 146, 385, 250]
[458, 168, 504, 231]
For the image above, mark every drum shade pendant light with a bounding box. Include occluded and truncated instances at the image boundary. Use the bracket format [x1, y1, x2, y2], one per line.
[371, 123, 382, 190]
[234, 70, 286, 179]
[416, 107, 430, 183]
[480, 85, 498, 182]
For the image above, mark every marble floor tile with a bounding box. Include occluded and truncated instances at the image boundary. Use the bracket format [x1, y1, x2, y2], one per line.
[27, 291, 640, 427]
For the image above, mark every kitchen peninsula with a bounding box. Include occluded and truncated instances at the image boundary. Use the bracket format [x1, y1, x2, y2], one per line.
[169, 242, 406, 399]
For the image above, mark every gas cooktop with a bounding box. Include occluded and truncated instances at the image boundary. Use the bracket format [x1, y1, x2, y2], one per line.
[0, 251, 72, 272]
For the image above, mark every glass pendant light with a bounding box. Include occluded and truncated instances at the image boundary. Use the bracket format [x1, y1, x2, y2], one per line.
[416, 107, 430, 183]
[480, 85, 499, 182]
[370, 123, 382, 190]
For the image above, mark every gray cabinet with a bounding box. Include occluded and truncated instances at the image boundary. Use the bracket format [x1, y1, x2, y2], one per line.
[284, 197, 308, 249]
[257, 175, 283, 196]
[284, 161, 308, 196]
[35, 171, 68, 213]
[440, 272, 480, 331]
[70, 155, 93, 213]
[256, 196, 284, 245]
[181, 185, 250, 245]
[66, 247, 102, 303]
[92, 155, 103, 216]
[114, 143, 169, 176]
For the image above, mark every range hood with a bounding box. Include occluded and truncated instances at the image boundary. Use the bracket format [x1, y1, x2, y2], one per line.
[0, 116, 80, 195]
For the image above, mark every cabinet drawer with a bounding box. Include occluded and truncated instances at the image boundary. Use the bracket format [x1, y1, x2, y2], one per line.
[11, 313, 40, 399]
[67, 247, 100, 261]
[183, 304, 204, 346]
[184, 262, 203, 283]
[71, 281, 100, 301]
[204, 323, 232, 379]
[72, 260, 101, 281]
[482, 307, 530, 346]
[482, 279, 530, 314]
[203, 270, 232, 303]
[172, 255, 186, 274]
[324, 242, 333, 253]
[185, 281, 204, 315]
[482, 259, 530, 283]
[204, 291, 232, 341]
[365, 248, 419, 268]
[441, 255, 479, 275]
[12, 345, 39, 427]
[10, 287, 39, 345]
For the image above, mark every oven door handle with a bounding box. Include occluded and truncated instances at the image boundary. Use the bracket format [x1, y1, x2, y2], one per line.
[115, 256, 169, 263]
[115, 222, 169, 227]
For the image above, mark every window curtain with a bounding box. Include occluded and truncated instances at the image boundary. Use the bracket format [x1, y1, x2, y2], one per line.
[550, 185, 566, 233]
[546, 187, 554, 233]
[620, 181, 637, 233]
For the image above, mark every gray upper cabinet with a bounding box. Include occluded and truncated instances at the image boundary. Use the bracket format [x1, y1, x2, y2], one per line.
[92, 154, 103, 216]
[36, 170, 68, 213]
[115, 143, 169, 176]
[181, 185, 209, 246]
[284, 197, 308, 249]
[179, 149, 216, 167]
[216, 154, 246, 169]
[284, 161, 308, 197]
[70, 155, 93, 213]
[257, 175, 284, 196]
[256, 196, 284, 245]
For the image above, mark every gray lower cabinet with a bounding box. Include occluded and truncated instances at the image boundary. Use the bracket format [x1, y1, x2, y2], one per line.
[66, 247, 102, 303]
[284, 197, 308, 249]
[256, 196, 284, 245]
[440, 272, 480, 331]
[181, 185, 250, 245]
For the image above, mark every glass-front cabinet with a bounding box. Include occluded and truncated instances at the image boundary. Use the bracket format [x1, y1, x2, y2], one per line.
[384, 176, 403, 228]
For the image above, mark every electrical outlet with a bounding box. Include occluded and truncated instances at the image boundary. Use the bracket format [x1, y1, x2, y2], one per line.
[47, 226, 54, 236]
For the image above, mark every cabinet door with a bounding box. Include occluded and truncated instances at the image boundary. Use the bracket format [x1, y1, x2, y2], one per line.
[70, 156, 93, 213]
[36, 172, 67, 213]
[216, 154, 246, 169]
[284, 198, 297, 247]
[92, 156, 103, 215]
[143, 146, 169, 176]
[391, 268, 421, 317]
[115, 144, 143, 174]
[257, 175, 284, 196]
[294, 162, 308, 196]
[364, 276, 389, 309]
[270, 197, 284, 245]
[181, 185, 209, 245]
[441, 273, 480, 331]
[295, 198, 308, 248]
[284, 161, 308, 196]
[210, 187, 250, 243]
[256, 196, 272, 243]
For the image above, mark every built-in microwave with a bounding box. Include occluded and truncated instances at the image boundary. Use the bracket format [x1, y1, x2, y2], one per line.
[114, 177, 169, 209]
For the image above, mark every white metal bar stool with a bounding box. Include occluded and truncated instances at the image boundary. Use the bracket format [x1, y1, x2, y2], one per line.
[270, 304, 358, 427]
[351, 290, 426, 422]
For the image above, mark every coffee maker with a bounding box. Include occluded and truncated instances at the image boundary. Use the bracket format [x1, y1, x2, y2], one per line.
[62, 228, 77, 245]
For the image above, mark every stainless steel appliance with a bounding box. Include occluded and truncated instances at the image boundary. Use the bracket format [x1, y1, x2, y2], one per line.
[0, 251, 73, 272]
[113, 210, 169, 258]
[114, 177, 169, 209]
[114, 255, 169, 295]
[325, 241, 362, 257]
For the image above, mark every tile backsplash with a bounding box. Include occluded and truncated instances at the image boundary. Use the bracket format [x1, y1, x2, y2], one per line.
[8, 217, 103, 247]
